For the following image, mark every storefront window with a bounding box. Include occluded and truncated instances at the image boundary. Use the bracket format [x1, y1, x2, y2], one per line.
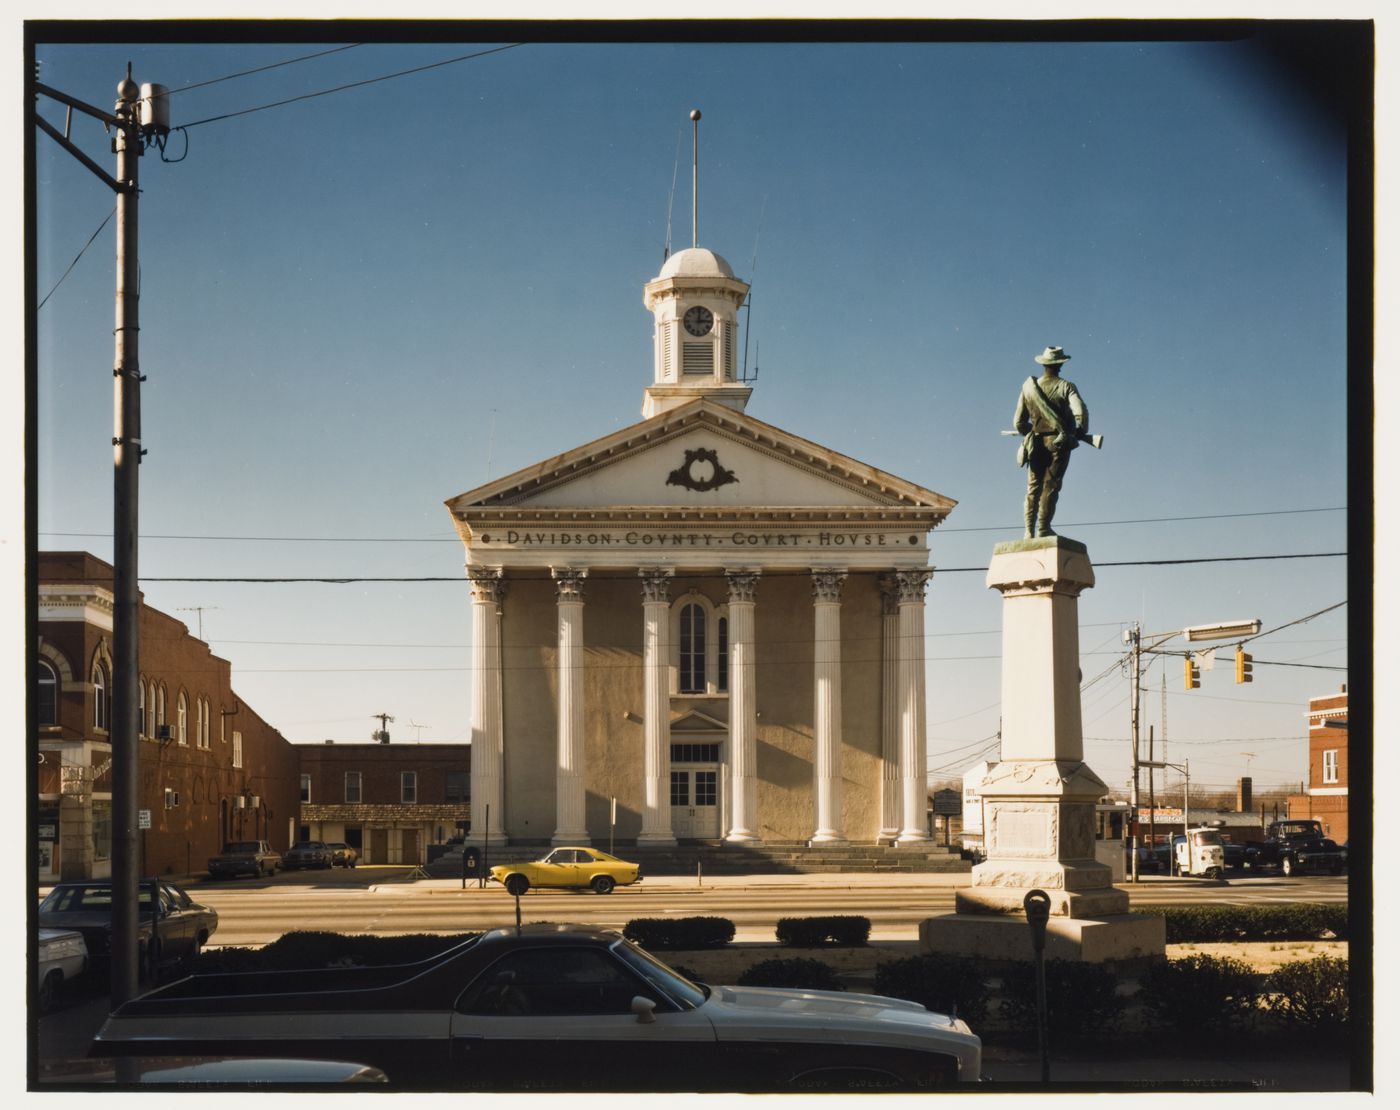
[92, 801, 112, 862]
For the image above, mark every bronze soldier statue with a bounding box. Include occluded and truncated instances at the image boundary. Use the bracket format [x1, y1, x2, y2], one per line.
[1013, 346, 1099, 539]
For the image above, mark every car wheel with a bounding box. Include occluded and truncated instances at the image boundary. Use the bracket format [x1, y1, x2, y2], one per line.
[591, 875, 616, 895]
[504, 874, 529, 897]
[38, 970, 62, 1014]
[1281, 856, 1295, 877]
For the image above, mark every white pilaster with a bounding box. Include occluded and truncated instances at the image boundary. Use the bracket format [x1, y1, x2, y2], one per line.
[810, 569, 847, 844]
[467, 567, 507, 843]
[896, 568, 933, 844]
[551, 568, 589, 845]
[878, 573, 902, 842]
[725, 570, 761, 843]
[638, 567, 676, 845]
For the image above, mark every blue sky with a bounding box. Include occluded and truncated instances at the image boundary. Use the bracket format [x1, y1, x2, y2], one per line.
[27, 31, 1354, 796]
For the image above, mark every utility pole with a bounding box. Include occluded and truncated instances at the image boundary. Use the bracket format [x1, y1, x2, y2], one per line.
[1127, 623, 1141, 882]
[36, 66, 167, 1007]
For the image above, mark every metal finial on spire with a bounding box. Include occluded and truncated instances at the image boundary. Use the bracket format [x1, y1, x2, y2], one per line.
[690, 109, 701, 249]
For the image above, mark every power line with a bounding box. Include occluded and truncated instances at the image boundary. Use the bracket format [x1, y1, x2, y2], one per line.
[176, 43, 526, 130]
[36, 506, 1348, 544]
[168, 44, 365, 97]
[41, 550, 1343, 583]
[939, 506, 1344, 533]
[38, 205, 115, 310]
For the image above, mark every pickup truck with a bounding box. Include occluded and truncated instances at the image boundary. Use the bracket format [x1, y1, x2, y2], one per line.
[208, 840, 282, 879]
[38, 928, 88, 1012]
[92, 923, 982, 1092]
[1242, 820, 1345, 876]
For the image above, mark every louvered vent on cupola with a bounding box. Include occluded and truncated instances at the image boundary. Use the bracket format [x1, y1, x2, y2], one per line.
[682, 341, 713, 376]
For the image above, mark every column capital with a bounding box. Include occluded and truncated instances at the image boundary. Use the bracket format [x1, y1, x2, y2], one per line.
[638, 566, 675, 604]
[810, 568, 847, 603]
[726, 569, 761, 604]
[550, 567, 588, 601]
[877, 572, 902, 616]
[895, 567, 933, 604]
[467, 566, 507, 605]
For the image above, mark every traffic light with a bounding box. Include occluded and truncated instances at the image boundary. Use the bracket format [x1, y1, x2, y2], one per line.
[1235, 647, 1254, 684]
[1184, 657, 1201, 690]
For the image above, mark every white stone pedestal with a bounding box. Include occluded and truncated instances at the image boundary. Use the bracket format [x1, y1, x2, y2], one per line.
[920, 537, 1164, 963]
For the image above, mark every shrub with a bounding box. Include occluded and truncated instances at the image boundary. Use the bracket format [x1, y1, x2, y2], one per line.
[872, 954, 990, 1025]
[1131, 904, 1347, 943]
[193, 931, 476, 973]
[998, 959, 1123, 1039]
[623, 916, 735, 950]
[775, 916, 871, 947]
[1137, 954, 1260, 1031]
[737, 957, 845, 991]
[1266, 957, 1349, 1031]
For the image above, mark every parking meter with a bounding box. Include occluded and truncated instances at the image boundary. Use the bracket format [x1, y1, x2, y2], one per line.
[1023, 889, 1051, 1081]
[1023, 889, 1050, 953]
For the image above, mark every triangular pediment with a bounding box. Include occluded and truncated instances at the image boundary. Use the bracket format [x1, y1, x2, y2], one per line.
[446, 400, 956, 518]
[669, 709, 729, 733]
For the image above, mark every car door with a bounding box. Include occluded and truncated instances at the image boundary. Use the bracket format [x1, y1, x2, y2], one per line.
[536, 849, 579, 888]
[153, 883, 194, 959]
[447, 945, 717, 1091]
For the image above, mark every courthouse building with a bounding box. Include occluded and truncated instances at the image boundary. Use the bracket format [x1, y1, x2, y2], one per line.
[446, 244, 957, 848]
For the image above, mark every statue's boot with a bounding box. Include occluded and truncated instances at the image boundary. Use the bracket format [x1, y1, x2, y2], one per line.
[1037, 491, 1059, 537]
[1023, 499, 1037, 540]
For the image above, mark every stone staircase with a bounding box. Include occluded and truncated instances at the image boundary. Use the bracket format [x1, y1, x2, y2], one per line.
[424, 839, 970, 878]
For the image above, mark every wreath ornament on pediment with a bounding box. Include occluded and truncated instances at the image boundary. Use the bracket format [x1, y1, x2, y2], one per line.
[666, 447, 739, 493]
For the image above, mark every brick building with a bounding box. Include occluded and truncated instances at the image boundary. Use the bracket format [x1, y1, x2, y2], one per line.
[295, 742, 471, 865]
[35, 552, 301, 881]
[1288, 685, 1349, 841]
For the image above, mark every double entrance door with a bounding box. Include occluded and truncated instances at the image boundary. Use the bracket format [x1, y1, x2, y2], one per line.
[670, 766, 720, 839]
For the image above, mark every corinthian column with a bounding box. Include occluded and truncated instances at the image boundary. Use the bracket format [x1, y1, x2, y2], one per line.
[637, 567, 676, 845]
[551, 568, 589, 845]
[725, 570, 761, 843]
[896, 568, 933, 844]
[810, 569, 847, 844]
[878, 573, 902, 843]
[467, 566, 507, 843]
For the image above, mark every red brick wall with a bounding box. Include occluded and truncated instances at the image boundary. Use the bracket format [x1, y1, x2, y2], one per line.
[295, 744, 471, 805]
[37, 552, 301, 877]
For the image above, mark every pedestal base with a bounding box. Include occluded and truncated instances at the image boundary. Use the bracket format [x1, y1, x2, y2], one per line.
[956, 885, 1129, 918]
[920, 911, 1165, 964]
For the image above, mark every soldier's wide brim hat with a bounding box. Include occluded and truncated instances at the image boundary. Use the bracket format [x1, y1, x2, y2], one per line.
[1034, 345, 1071, 365]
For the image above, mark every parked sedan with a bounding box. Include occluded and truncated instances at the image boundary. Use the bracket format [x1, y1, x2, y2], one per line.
[94, 923, 980, 1090]
[38, 880, 217, 980]
[490, 847, 641, 895]
[208, 840, 283, 880]
[282, 841, 333, 870]
[325, 842, 358, 868]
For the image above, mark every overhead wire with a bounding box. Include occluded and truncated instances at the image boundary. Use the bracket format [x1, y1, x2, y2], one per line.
[38, 205, 115, 310]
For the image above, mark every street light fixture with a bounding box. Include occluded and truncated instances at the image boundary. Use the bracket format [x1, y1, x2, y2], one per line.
[1183, 620, 1263, 643]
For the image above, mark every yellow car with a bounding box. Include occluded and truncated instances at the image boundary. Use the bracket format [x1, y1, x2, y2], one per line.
[490, 847, 641, 896]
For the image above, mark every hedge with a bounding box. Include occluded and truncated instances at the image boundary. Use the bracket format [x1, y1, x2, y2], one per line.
[623, 916, 735, 950]
[997, 958, 1124, 1039]
[775, 916, 871, 947]
[1131, 903, 1346, 943]
[871, 954, 991, 1025]
[737, 957, 845, 991]
[1137, 954, 1260, 1031]
[1266, 956, 1349, 1031]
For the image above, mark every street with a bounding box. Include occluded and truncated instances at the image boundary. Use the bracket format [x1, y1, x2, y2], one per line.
[180, 868, 1349, 947]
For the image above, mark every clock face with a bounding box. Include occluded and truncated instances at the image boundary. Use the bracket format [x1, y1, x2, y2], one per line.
[683, 306, 714, 337]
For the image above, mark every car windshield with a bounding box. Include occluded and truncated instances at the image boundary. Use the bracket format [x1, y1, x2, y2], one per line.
[1193, 831, 1223, 847]
[290, 842, 320, 850]
[41, 885, 156, 913]
[224, 842, 261, 853]
[611, 939, 708, 1009]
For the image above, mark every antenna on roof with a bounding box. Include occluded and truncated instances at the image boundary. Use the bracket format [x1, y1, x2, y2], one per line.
[740, 195, 766, 384]
[690, 109, 701, 249]
[663, 125, 682, 262]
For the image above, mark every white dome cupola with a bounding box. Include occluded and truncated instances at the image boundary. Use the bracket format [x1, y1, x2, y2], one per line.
[642, 246, 751, 417]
